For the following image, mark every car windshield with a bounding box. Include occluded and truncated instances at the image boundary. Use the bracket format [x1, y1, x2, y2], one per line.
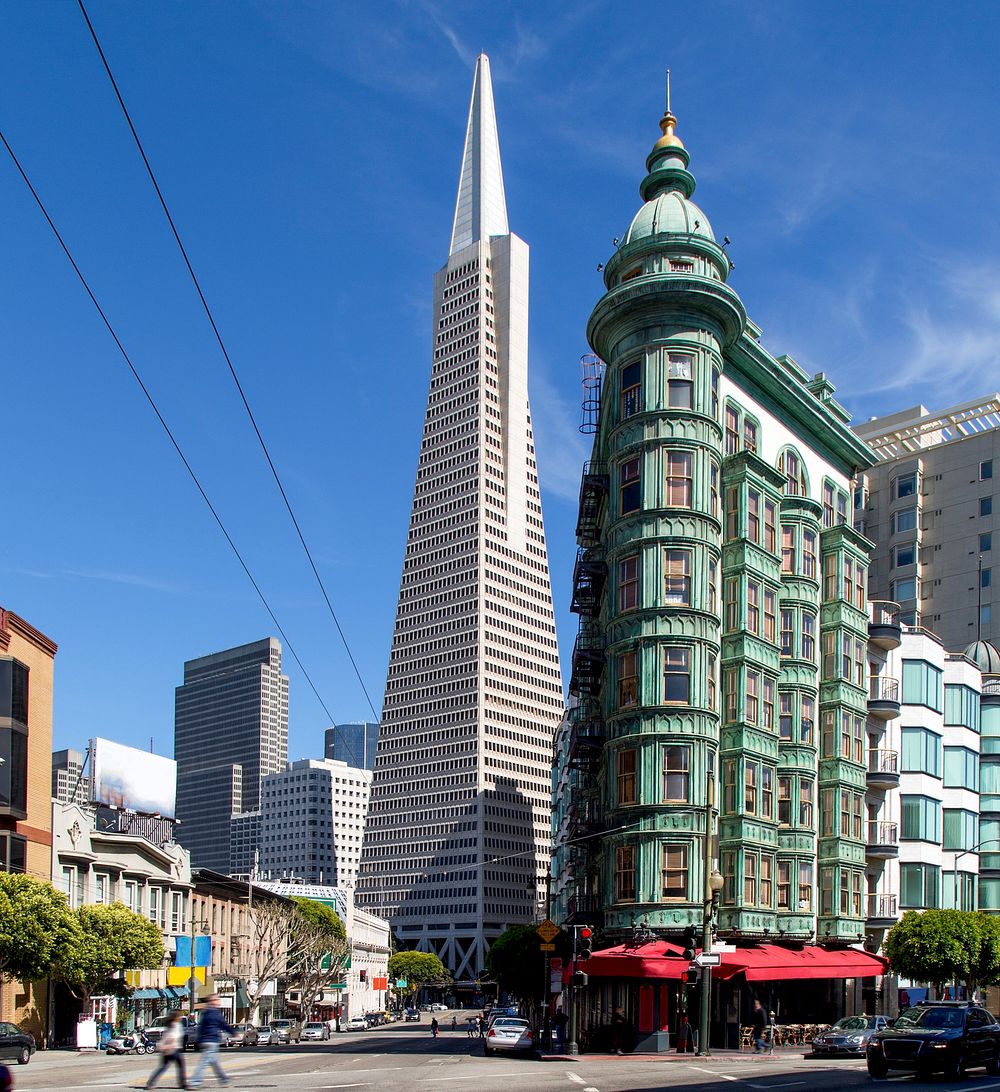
[831, 1017, 870, 1031]
[895, 1007, 964, 1029]
[305, 1023, 323, 1029]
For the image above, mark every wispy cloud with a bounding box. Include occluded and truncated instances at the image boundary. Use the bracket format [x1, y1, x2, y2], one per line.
[416, 0, 475, 67]
[2, 565, 183, 594]
[530, 367, 591, 504]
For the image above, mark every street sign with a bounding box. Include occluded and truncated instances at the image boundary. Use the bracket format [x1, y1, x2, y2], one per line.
[536, 919, 560, 942]
[540, 942, 556, 952]
[694, 953, 722, 966]
[712, 944, 738, 954]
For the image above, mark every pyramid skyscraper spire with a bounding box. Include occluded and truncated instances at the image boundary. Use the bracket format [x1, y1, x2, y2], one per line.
[449, 53, 509, 255]
[358, 56, 563, 984]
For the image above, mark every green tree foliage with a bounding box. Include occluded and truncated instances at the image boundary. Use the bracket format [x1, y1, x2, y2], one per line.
[387, 951, 449, 1003]
[0, 872, 80, 984]
[287, 898, 349, 1016]
[57, 902, 164, 1004]
[884, 910, 1000, 994]
[485, 925, 545, 1004]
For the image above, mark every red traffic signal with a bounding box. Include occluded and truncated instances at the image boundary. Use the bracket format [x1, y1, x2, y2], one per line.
[579, 927, 592, 939]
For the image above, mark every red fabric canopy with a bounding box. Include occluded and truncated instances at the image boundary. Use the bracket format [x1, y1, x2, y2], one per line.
[585, 942, 887, 983]
[713, 944, 888, 982]
[586, 940, 688, 980]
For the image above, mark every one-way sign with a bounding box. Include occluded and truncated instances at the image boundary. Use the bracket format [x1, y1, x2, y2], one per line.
[694, 952, 721, 966]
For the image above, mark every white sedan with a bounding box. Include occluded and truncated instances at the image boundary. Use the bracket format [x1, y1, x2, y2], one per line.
[484, 1018, 535, 1057]
[346, 1016, 367, 1031]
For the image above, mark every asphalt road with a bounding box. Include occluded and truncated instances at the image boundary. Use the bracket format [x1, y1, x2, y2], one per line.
[9, 1012, 997, 1092]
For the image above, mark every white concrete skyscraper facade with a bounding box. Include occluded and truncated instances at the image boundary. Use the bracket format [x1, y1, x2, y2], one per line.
[358, 54, 563, 983]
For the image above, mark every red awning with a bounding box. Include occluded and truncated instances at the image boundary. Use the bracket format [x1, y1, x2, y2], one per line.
[713, 944, 888, 982]
[585, 940, 688, 980]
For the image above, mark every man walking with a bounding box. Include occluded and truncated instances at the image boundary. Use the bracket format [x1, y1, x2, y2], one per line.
[189, 996, 235, 1089]
[751, 999, 769, 1054]
[145, 1011, 187, 1089]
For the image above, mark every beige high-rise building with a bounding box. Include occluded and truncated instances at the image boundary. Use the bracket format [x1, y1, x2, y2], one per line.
[357, 54, 563, 983]
[854, 395, 999, 650]
[0, 606, 57, 1038]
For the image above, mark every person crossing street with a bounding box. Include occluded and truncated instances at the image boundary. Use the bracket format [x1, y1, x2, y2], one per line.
[189, 995, 235, 1089]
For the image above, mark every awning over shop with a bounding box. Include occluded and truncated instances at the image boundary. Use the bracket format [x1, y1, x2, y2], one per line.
[235, 983, 249, 1009]
[165, 987, 187, 1001]
[713, 945, 888, 982]
[132, 989, 164, 1000]
[586, 940, 688, 980]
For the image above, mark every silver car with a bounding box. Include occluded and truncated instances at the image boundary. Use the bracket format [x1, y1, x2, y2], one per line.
[300, 1021, 330, 1041]
[256, 1025, 276, 1045]
[484, 1018, 535, 1057]
[811, 1015, 890, 1055]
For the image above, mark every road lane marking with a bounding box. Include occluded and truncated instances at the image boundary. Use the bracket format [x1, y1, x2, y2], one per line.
[567, 1074, 585, 1084]
[417, 1075, 540, 1082]
[583, 1087, 600, 1092]
[747, 1084, 806, 1090]
[687, 1066, 739, 1081]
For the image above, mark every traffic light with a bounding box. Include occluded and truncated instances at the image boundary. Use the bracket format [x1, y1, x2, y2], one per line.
[572, 971, 589, 988]
[683, 966, 700, 986]
[578, 926, 593, 961]
[682, 924, 699, 961]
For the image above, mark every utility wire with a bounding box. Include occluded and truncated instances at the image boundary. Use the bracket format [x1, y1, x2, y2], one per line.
[76, 0, 381, 732]
[0, 125, 342, 737]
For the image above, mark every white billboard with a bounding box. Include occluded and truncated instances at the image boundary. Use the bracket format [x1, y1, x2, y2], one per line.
[91, 737, 176, 818]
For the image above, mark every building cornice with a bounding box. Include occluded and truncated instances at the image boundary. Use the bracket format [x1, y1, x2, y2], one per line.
[0, 609, 58, 657]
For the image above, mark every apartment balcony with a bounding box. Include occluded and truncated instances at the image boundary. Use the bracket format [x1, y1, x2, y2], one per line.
[983, 675, 1000, 701]
[866, 820, 900, 859]
[569, 622, 605, 698]
[570, 548, 608, 617]
[575, 461, 609, 547]
[566, 892, 605, 928]
[566, 800, 603, 841]
[868, 601, 902, 650]
[867, 748, 900, 789]
[866, 893, 899, 928]
[868, 676, 901, 720]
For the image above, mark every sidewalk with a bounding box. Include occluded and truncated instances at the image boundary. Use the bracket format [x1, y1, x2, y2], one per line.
[540, 1047, 813, 1063]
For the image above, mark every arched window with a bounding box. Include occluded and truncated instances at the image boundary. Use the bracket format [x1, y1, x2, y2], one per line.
[777, 448, 808, 496]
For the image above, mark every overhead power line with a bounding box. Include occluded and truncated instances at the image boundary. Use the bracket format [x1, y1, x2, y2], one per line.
[0, 126, 343, 741]
[76, 0, 381, 731]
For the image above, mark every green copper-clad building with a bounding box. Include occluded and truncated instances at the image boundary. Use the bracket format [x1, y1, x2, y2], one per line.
[558, 103, 886, 1042]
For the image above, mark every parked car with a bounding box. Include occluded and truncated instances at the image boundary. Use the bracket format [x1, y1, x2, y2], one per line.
[484, 1018, 535, 1058]
[301, 1021, 330, 1041]
[0, 1023, 35, 1066]
[229, 1023, 259, 1047]
[256, 1025, 276, 1045]
[269, 1018, 301, 1044]
[346, 1015, 367, 1032]
[404, 1008, 421, 1022]
[144, 1015, 199, 1051]
[364, 1011, 385, 1028]
[418, 1004, 433, 1012]
[867, 1001, 1000, 1079]
[430, 1003, 448, 1012]
[811, 1015, 889, 1055]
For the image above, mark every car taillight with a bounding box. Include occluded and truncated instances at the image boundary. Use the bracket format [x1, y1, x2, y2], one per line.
[525, 1031, 533, 1041]
[488, 1029, 496, 1038]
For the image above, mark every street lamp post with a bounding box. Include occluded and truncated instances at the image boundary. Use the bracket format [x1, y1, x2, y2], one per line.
[952, 839, 1000, 911]
[697, 769, 723, 1056]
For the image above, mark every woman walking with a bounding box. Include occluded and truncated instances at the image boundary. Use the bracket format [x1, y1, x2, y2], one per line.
[144, 1011, 187, 1090]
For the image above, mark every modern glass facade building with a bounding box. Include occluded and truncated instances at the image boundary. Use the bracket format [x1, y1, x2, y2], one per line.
[357, 54, 563, 983]
[325, 722, 379, 771]
[174, 637, 288, 872]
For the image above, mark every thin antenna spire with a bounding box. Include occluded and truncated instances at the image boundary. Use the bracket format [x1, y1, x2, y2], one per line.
[666, 68, 671, 113]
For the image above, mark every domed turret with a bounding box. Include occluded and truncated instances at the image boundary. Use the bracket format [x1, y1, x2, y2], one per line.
[964, 639, 1000, 675]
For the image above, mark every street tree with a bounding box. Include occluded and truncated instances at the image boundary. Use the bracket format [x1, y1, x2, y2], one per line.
[0, 872, 80, 985]
[56, 902, 164, 1007]
[884, 910, 1000, 996]
[285, 898, 349, 1019]
[387, 951, 449, 1005]
[485, 925, 545, 1010]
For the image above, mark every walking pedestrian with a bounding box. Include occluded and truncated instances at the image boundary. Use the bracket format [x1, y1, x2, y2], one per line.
[450, 1015, 457, 1032]
[431, 1017, 439, 1038]
[0, 1063, 12, 1092]
[144, 1011, 187, 1090]
[553, 1007, 567, 1050]
[189, 996, 235, 1089]
[477, 1015, 486, 1038]
[466, 1016, 477, 1038]
[750, 999, 768, 1054]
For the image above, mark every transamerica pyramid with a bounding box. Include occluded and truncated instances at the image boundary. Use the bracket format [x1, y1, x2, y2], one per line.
[357, 54, 564, 984]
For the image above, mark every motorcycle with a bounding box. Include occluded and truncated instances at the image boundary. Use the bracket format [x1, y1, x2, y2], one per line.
[106, 1031, 153, 1055]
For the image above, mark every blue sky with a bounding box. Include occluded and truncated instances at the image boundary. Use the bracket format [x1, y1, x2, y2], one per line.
[3, 1, 999, 762]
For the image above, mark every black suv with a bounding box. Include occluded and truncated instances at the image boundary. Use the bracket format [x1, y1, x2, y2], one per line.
[867, 1001, 1000, 1079]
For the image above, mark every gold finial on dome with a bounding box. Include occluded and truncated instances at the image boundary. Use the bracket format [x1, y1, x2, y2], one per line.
[653, 70, 684, 149]
[654, 110, 684, 149]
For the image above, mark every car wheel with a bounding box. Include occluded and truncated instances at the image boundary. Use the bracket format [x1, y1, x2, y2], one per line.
[866, 1055, 888, 1079]
[945, 1052, 966, 1081]
[17, 1047, 31, 1065]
